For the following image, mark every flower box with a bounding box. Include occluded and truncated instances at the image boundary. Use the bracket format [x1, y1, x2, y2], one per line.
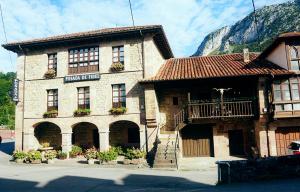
[43, 110, 58, 118]
[44, 69, 56, 79]
[110, 62, 124, 72]
[74, 109, 91, 117]
[109, 107, 127, 115]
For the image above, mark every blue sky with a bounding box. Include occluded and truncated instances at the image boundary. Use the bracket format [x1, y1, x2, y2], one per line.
[0, 0, 290, 72]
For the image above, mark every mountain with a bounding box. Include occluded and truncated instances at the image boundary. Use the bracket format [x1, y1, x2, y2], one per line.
[193, 0, 300, 56]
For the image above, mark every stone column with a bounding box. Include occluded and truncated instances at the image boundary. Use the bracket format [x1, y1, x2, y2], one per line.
[61, 132, 72, 153]
[99, 130, 109, 151]
[23, 132, 35, 151]
[139, 127, 146, 151]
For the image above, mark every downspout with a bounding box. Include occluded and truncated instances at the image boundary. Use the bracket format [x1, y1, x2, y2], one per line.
[266, 73, 274, 157]
[19, 45, 26, 151]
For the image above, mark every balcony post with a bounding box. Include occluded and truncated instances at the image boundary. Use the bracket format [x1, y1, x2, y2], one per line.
[188, 92, 191, 120]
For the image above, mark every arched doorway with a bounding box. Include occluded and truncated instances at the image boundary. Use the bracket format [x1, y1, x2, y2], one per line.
[109, 121, 140, 148]
[72, 122, 99, 149]
[34, 122, 62, 150]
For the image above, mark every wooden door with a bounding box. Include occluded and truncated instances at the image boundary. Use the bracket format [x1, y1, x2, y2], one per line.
[228, 130, 245, 156]
[181, 125, 213, 157]
[275, 127, 300, 156]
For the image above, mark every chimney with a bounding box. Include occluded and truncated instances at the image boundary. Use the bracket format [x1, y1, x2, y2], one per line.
[243, 48, 250, 63]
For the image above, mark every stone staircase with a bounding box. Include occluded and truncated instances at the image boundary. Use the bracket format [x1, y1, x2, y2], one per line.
[153, 133, 178, 169]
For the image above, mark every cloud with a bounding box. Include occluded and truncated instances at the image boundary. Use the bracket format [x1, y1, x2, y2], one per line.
[0, 0, 290, 72]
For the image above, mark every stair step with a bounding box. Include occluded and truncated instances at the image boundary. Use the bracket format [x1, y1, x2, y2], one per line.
[153, 164, 177, 168]
[154, 159, 176, 164]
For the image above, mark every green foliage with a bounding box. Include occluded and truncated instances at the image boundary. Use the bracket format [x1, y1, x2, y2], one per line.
[124, 148, 146, 160]
[84, 148, 97, 160]
[44, 69, 56, 79]
[57, 151, 67, 159]
[43, 110, 58, 118]
[69, 145, 83, 157]
[73, 108, 91, 116]
[109, 107, 127, 115]
[110, 62, 124, 72]
[44, 150, 57, 160]
[12, 150, 27, 160]
[27, 150, 42, 161]
[111, 146, 125, 156]
[97, 148, 118, 162]
[0, 72, 16, 129]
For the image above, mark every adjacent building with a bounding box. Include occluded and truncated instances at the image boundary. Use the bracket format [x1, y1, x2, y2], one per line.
[3, 25, 300, 167]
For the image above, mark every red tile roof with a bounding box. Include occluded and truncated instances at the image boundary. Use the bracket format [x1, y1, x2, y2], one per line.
[142, 53, 292, 82]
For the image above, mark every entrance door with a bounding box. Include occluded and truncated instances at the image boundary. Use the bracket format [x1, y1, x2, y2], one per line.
[181, 125, 214, 157]
[228, 129, 245, 156]
[275, 127, 300, 156]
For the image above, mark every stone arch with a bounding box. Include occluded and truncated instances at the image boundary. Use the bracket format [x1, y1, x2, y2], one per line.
[33, 122, 62, 150]
[109, 120, 140, 148]
[72, 122, 99, 149]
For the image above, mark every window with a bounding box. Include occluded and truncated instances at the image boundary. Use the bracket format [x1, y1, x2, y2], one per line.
[290, 46, 300, 71]
[48, 53, 57, 72]
[112, 46, 124, 64]
[77, 87, 90, 109]
[273, 78, 300, 111]
[47, 89, 58, 111]
[173, 97, 179, 105]
[69, 47, 99, 74]
[112, 84, 126, 108]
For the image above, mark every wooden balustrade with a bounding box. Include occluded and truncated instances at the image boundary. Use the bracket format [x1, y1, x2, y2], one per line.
[188, 100, 254, 119]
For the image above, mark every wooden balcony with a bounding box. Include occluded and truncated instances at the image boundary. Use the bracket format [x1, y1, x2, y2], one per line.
[188, 99, 254, 120]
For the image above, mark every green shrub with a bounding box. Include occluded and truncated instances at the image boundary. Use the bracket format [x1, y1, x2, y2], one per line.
[84, 148, 97, 160]
[57, 151, 67, 160]
[44, 150, 57, 160]
[110, 62, 124, 72]
[69, 145, 82, 158]
[43, 110, 58, 118]
[109, 107, 127, 115]
[73, 108, 91, 117]
[111, 146, 125, 156]
[97, 149, 118, 162]
[27, 150, 42, 161]
[124, 148, 146, 160]
[44, 69, 56, 79]
[12, 150, 27, 160]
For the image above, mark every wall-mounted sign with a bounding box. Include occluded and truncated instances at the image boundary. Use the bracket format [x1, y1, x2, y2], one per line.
[64, 73, 100, 83]
[12, 79, 19, 102]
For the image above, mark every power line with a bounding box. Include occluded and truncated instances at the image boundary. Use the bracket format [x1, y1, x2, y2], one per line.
[0, 3, 13, 68]
[251, 0, 261, 52]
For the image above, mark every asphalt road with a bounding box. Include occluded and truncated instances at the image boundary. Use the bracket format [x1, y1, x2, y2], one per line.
[1, 140, 300, 192]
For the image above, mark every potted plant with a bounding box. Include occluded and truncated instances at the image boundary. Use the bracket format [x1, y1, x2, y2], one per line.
[43, 110, 58, 118]
[124, 148, 146, 165]
[44, 69, 56, 79]
[27, 150, 42, 164]
[84, 148, 97, 165]
[44, 150, 57, 164]
[110, 62, 124, 72]
[69, 145, 82, 158]
[57, 151, 68, 160]
[73, 109, 91, 117]
[97, 148, 118, 165]
[109, 107, 127, 115]
[12, 150, 27, 164]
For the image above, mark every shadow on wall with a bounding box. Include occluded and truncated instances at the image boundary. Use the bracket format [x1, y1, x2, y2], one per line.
[0, 140, 14, 155]
[1, 173, 300, 192]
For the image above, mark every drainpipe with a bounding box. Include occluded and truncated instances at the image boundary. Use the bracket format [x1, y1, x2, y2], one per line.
[19, 45, 26, 151]
[266, 74, 274, 157]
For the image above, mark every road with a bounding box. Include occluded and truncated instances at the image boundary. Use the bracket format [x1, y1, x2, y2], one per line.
[1, 140, 300, 192]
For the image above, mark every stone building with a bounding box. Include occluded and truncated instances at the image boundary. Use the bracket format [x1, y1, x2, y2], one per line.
[3, 25, 173, 153]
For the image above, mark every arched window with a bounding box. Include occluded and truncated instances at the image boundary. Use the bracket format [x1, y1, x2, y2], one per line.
[290, 46, 300, 71]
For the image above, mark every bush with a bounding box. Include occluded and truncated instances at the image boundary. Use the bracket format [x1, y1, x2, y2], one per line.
[43, 110, 58, 118]
[69, 145, 82, 158]
[57, 151, 67, 160]
[12, 150, 27, 160]
[109, 107, 127, 115]
[84, 148, 97, 160]
[110, 62, 124, 72]
[97, 149, 118, 162]
[124, 148, 146, 160]
[27, 150, 42, 161]
[111, 146, 125, 156]
[40, 142, 50, 148]
[73, 108, 91, 117]
[44, 69, 56, 79]
[44, 150, 57, 160]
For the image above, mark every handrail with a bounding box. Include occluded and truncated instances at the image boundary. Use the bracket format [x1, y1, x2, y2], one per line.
[174, 108, 186, 170]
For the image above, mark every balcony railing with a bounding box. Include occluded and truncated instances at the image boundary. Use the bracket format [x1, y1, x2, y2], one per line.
[188, 99, 254, 119]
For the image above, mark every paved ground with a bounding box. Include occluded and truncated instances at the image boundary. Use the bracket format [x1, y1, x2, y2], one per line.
[1, 140, 300, 192]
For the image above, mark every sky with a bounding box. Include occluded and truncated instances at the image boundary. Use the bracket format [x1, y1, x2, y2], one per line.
[0, 0, 290, 72]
